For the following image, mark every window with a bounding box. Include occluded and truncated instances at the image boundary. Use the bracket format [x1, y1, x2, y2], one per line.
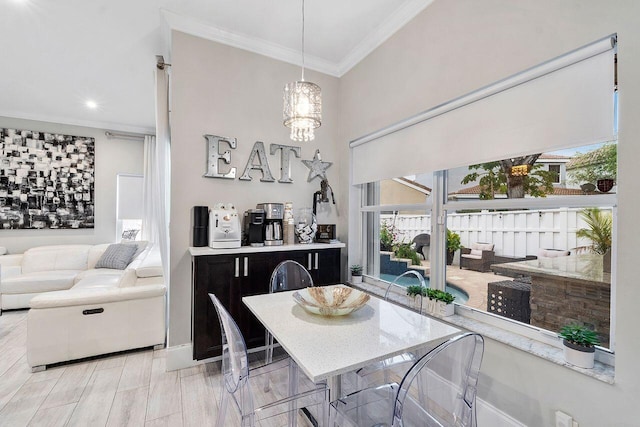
[116, 174, 143, 241]
[350, 35, 617, 354]
[549, 164, 561, 183]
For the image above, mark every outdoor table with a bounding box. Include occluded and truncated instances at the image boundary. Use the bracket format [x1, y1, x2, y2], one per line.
[243, 287, 460, 401]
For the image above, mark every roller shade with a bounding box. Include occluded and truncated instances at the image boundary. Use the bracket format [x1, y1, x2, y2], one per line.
[351, 35, 616, 185]
[117, 174, 143, 219]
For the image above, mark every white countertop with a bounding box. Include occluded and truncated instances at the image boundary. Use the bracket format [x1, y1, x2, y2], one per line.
[243, 287, 460, 383]
[189, 241, 345, 256]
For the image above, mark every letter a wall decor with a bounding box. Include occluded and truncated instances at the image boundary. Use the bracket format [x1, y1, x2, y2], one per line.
[0, 128, 95, 230]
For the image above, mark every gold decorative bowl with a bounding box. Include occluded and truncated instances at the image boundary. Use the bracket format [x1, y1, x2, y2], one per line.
[292, 285, 370, 316]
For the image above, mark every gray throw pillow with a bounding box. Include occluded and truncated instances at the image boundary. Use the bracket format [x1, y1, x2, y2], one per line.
[95, 243, 138, 270]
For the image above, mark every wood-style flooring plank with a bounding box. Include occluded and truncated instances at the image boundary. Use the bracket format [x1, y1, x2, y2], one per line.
[25, 365, 66, 384]
[106, 386, 149, 427]
[66, 365, 122, 426]
[118, 350, 153, 392]
[39, 361, 97, 409]
[0, 355, 32, 412]
[180, 371, 217, 426]
[95, 353, 128, 371]
[0, 378, 57, 427]
[27, 402, 76, 427]
[146, 357, 182, 421]
[144, 411, 184, 427]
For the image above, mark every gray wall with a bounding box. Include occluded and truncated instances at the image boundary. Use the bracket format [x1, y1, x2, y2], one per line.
[339, 1, 639, 426]
[0, 116, 144, 254]
[169, 32, 342, 348]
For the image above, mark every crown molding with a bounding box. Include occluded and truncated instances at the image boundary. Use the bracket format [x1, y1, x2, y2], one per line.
[161, 9, 340, 77]
[0, 110, 155, 135]
[336, 0, 434, 76]
[161, 1, 433, 78]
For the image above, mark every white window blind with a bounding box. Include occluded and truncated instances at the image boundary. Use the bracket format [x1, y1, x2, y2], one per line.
[117, 174, 143, 219]
[351, 35, 616, 185]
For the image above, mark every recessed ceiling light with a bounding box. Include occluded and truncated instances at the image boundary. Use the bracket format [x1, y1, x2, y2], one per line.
[86, 100, 98, 110]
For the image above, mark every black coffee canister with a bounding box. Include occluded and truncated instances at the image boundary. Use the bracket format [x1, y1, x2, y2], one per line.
[192, 206, 209, 247]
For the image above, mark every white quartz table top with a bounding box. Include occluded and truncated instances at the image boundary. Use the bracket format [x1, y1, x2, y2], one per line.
[243, 288, 460, 383]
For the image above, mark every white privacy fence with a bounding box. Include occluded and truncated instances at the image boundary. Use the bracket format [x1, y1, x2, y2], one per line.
[381, 207, 613, 258]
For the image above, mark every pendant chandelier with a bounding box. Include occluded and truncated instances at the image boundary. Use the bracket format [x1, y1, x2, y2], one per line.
[283, 0, 321, 142]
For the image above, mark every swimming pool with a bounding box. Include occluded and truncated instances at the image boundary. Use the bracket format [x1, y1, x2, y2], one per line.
[379, 273, 469, 304]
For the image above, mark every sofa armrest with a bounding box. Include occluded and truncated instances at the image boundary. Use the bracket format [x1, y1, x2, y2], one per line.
[1, 265, 22, 280]
[29, 284, 166, 309]
[0, 254, 23, 268]
[460, 248, 471, 255]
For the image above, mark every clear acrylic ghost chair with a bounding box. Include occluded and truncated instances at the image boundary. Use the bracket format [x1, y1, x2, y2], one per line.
[332, 333, 484, 427]
[209, 293, 328, 427]
[354, 270, 427, 388]
[265, 260, 314, 366]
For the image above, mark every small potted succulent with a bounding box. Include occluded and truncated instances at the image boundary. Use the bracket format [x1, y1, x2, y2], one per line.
[406, 285, 427, 311]
[558, 323, 600, 369]
[426, 288, 456, 317]
[350, 264, 363, 284]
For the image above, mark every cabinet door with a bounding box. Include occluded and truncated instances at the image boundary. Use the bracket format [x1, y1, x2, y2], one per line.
[239, 253, 271, 349]
[193, 255, 241, 360]
[314, 248, 341, 285]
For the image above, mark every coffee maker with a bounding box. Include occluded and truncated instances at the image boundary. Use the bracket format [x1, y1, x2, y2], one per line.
[256, 203, 283, 246]
[243, 209, 265, 247]
[208, 203, 241, 249]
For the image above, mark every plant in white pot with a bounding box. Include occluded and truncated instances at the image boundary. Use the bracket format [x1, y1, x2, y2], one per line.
[405, 285, 426, 312]
[350, 264, 363, 284]
[426, 288, 456, 317]
[558, 324, 600, 369]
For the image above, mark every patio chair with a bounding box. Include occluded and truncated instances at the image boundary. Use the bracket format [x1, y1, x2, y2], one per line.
[265, 260, 314, 368]
[412, 233, 431, 260]
[354, 270, 427, 389]
[331, 333, 485, 427]
[209, 293, 328, 427]
[460, 242, 495, 272]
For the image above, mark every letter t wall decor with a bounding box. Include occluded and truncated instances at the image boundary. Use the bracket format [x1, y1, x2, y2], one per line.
[0, 128, 95, 230]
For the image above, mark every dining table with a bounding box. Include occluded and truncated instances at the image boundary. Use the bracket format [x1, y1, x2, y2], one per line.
[242, 286, 461, 401]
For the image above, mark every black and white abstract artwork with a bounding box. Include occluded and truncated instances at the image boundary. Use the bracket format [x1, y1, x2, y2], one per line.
[0, 128, 95, 230]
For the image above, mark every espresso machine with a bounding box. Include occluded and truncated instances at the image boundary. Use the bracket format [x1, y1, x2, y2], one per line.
[208, 203, 241, 249]
[243, 208, 265, 247]
[256, 203, 283, 246]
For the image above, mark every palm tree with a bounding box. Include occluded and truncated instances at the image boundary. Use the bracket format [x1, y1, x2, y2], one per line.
[576, 208, 612, 255]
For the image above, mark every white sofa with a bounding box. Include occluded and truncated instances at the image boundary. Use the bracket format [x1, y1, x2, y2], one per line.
[0, 243, 166, 370]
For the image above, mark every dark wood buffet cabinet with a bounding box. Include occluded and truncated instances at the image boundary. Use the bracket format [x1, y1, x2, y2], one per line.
[191, 243, 343, 360]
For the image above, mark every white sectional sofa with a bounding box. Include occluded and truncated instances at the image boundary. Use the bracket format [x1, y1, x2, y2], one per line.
[0, 242, 166, 370]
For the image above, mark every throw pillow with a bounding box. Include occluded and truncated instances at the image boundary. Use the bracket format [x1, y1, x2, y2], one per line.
[95, 243, 138, 270]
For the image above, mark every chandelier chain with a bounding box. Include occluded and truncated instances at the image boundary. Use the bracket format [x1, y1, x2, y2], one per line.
[301, 0, 306, 81]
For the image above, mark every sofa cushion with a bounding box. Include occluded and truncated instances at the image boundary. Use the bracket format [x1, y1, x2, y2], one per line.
[470, 249, 482, 256]
[22, 246, 91, 274]
[95, 244, 138, 270]
[538, 249, 570, 258]
[471, 243, 494, 252]
[136, 246, 163, 278]
[461, 254, 482, 260]
[73, 268, 125, 285]
[1, 270, 80, 294]
[87, 244, 111, 270]
[72, 274, 123, 289]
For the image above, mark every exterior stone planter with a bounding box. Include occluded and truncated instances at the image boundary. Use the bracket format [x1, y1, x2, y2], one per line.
[424, 299, 454, 317]
[563, 339, 595, 369]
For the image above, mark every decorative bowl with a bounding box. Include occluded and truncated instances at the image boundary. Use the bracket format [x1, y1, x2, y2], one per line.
[292, 285, 370, 316]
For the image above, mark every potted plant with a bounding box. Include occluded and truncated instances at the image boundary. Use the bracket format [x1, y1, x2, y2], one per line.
[446, 229, 462, 265]
[350, 264, 363, 284]
[558, 324, 599, 369]
[576, 208, 612, 272]
[380, 221, 396, 252]
[406, 285, 427, 311]
[393, 243, 422, 266]
[426, 288, 456, 317]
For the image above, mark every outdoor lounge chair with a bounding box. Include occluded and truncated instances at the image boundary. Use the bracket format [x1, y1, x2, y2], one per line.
[412, 233, 430, 260]
[460, 242, 495, 272]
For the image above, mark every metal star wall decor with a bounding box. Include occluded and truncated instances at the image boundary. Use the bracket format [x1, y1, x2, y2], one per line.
[302, 149, 332, 182]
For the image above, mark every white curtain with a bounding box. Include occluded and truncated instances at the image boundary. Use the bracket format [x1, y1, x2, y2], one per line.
[142, 68, 171, 284]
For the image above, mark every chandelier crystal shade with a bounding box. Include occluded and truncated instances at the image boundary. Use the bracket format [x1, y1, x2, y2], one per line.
[283, 80, 321, 142]
[283, 0, 321, 142]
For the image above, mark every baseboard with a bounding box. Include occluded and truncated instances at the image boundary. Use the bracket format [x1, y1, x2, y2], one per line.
[166, 343, 201, 371]
[477, 398, 526, 427]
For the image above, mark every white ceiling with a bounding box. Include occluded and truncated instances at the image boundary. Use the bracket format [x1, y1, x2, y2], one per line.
[0, 0, 432, 133]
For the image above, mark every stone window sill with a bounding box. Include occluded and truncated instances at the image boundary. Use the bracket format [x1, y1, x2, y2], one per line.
[350, 279, 614, 384]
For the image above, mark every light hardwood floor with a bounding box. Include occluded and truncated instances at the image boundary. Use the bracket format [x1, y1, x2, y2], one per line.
[0, 310, 321, 427]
